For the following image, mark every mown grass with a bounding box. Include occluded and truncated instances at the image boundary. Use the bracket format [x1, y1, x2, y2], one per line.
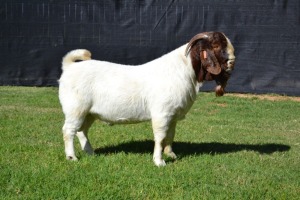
[0, 86, 299, 199]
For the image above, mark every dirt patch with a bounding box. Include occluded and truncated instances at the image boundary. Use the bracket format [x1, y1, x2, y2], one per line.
[227, 93, 300, 102]
[216, 103, 227, 107]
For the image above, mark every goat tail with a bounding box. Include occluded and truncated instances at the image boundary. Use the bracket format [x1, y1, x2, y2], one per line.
[62, 49, 92, 70]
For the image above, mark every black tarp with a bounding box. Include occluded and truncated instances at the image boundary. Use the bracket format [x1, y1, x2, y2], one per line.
[1, 0, 300, 95]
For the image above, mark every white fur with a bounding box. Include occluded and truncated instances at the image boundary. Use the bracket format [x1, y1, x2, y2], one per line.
[59, 45, 201, 166]
[225, 37, 236, 72]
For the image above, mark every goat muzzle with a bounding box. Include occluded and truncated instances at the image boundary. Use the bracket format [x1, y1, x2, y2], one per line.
[225, 59, 235, 73]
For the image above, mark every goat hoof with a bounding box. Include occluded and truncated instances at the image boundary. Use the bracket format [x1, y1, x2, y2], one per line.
[154, 159, 166, 167]
[84, 148, 94, 155]
[166, 152, 177, 159]
[66, 155, 78, 161]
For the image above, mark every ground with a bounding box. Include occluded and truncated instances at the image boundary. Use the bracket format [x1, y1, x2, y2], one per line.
[227, 93, 300, 102]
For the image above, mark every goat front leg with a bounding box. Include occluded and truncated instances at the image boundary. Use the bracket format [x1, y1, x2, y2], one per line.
[163, 121, 177, 159]
[152, 118, 171, 167]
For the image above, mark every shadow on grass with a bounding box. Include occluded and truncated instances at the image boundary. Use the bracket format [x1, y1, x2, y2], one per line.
[95, 140, 290, 157]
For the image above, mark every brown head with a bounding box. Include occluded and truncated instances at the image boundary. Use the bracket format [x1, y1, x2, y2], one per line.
[185, 32, 235, 96]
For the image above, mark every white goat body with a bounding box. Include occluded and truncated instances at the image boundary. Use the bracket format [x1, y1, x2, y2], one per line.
[60, 46, 197, 123]
[59, 45, 197, 166]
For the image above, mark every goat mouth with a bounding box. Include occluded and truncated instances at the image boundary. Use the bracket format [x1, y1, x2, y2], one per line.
[225, 68, 232, 74]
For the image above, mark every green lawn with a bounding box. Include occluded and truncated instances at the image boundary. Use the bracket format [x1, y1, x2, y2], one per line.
[0, 86, 299, 199]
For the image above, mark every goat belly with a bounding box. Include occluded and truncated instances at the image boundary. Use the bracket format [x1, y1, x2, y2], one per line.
[89, 94, 151, 124]
[88, 87, 195, 124]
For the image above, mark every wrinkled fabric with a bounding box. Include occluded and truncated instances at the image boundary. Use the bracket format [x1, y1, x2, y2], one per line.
[0, 0, 299, 95]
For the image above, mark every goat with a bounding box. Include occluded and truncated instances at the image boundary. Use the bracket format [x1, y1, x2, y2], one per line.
[59, 31, 235, 166]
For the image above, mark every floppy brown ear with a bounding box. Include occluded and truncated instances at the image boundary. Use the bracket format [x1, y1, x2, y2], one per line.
[200, 50, 221, 75]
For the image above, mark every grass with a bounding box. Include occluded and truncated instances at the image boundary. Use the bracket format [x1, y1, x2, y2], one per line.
[0, 86, 299, 199]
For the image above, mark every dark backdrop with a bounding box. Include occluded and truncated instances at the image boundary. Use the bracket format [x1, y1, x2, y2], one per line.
[1, 0, 299, 95]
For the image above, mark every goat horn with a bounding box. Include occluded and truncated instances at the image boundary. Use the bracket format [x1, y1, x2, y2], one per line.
[185, 32, 210, 56]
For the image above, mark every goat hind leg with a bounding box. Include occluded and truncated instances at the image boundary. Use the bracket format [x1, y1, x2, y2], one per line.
[63, 125, 78, 161]
[76, 115, 95, 155]
[63, 115, 86, 160]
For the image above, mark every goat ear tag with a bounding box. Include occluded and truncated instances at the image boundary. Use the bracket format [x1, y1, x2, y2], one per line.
[200, 51, 207, 59]
[203, 51, 207, 59]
